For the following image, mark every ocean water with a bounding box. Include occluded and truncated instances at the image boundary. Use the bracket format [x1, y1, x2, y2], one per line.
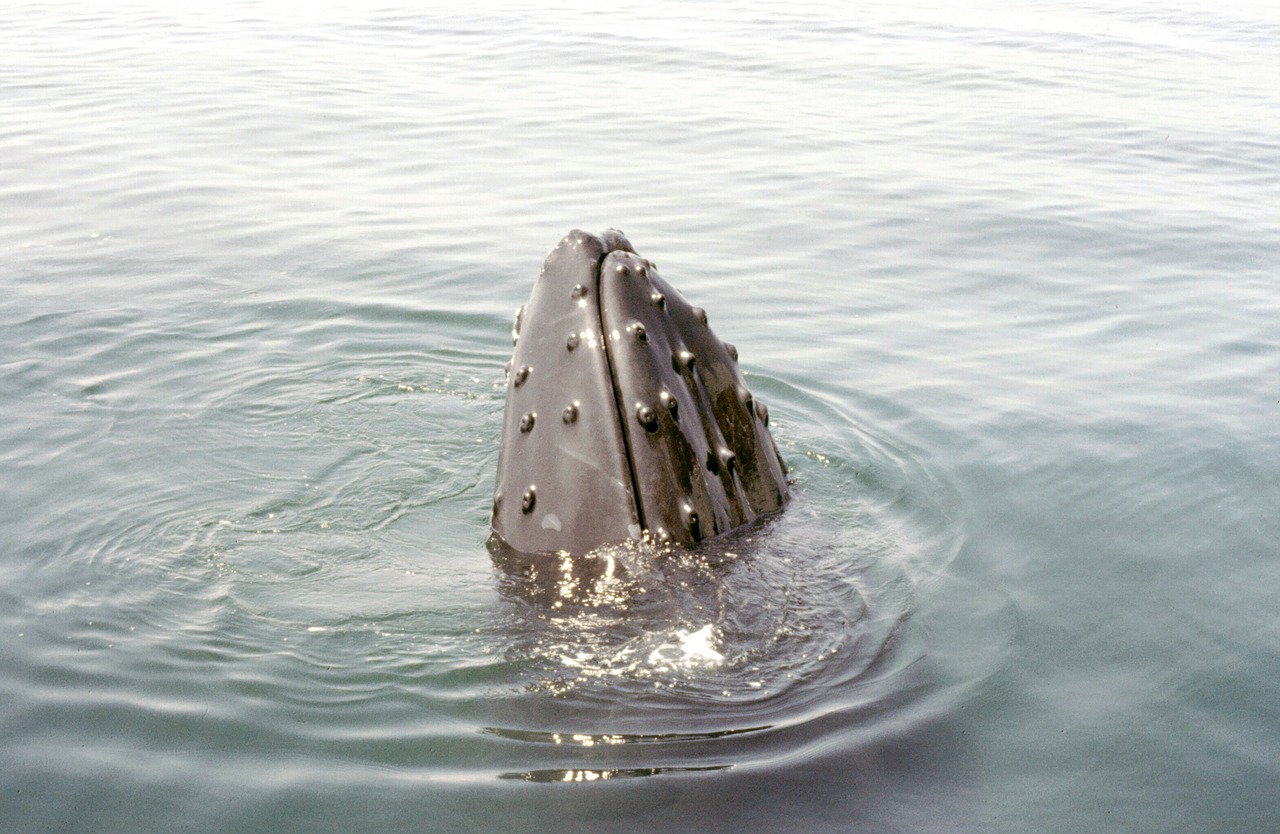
[2, 2, 1278, 831]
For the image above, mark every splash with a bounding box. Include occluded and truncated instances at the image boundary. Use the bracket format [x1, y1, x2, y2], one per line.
[646, 624, 725, 668]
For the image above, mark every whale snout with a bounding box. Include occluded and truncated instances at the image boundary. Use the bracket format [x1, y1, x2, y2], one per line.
[491, 230, 788, 555]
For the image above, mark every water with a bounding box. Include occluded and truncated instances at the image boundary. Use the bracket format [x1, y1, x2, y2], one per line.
[2, 2, 1278, 831]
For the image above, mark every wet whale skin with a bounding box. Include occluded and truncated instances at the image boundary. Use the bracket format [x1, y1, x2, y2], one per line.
[490, 229, 788, 555]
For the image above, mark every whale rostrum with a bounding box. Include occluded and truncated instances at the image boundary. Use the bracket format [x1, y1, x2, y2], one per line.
[490, 229, 788, 554]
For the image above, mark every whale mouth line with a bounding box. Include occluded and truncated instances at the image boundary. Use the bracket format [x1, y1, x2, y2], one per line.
[491, 229, 789, 556]
[592, 249, 650, 537]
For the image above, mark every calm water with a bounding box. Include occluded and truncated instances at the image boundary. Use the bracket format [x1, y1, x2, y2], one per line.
[3, 2, 1278, 831]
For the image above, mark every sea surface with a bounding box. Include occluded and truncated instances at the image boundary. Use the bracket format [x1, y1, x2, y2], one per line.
[2, 2, 1278, 832]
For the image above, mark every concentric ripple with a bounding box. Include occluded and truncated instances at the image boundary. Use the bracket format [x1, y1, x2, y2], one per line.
[466, 376, 1003, 783]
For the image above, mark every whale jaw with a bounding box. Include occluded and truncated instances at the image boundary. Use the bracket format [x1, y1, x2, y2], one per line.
[490, 229, 788, 555]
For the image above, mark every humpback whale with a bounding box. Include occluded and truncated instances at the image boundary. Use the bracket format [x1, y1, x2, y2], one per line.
[490, 230, 788, 555]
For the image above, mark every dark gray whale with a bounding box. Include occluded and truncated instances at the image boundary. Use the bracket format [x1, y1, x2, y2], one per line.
[490, 230, 788, 555]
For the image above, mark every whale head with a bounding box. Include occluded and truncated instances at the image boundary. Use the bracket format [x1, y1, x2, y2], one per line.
[490, 229, 788, 555]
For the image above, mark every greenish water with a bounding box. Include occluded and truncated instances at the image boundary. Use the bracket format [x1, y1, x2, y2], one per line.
[2, 2, 1278, 832]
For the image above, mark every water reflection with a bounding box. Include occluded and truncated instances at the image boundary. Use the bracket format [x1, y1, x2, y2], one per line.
[482, 725, 772, 745]
[488, 528, 805, 698]
[488, 533, 741, 611]
[500, 765, 731, 782]
[488, 536, 657, 611]
[481, 471, 967, 791]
